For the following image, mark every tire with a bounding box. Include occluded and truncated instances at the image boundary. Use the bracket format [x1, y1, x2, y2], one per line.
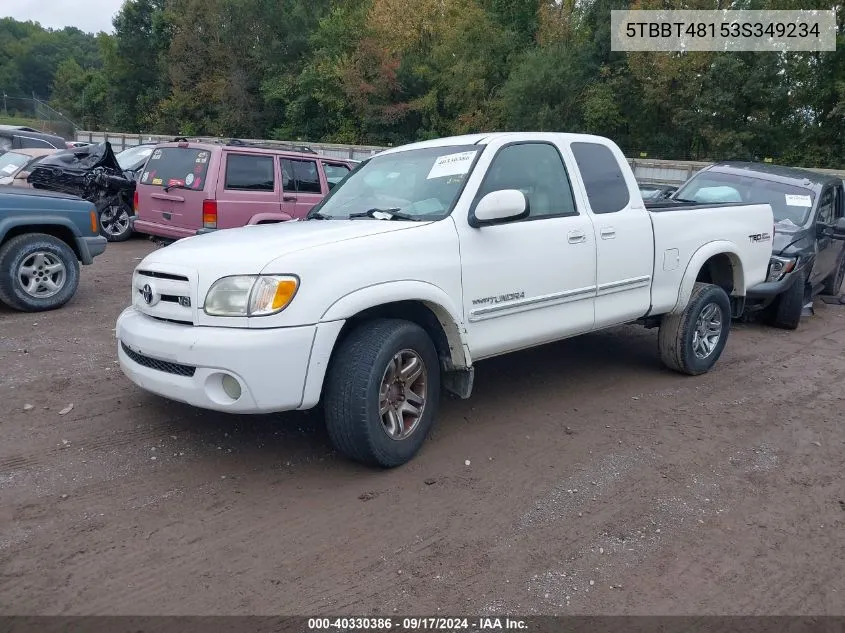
[822, 253, 845, 296]
[323, 318, 441, 468]
[0, 234, 81, 312]
[99, 199, 134, 243]
[765, 269, 806, 330]
[658, 282, 731, 376]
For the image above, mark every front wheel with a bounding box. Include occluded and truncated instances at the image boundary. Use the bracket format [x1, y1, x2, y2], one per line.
[323, 319, 441, 468]
[764, 269, 806, 330]
[0, 233, 81, 312]
[99, 199, 134, 242]
[658, 282, 731, 375]
[822, 254, 845, 296]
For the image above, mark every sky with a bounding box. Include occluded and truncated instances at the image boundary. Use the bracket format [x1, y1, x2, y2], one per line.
[3, 0, 124, 34]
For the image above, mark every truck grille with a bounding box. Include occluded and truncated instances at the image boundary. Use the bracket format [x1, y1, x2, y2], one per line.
[121, 342, 196, 377]
[133, 267, 195, 324]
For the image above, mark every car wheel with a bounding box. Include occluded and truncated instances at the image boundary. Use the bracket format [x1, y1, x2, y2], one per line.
[658, 282, 731, 375]
[0, 233, 80, 312]
[99, 200, 134, 243]
[765, 269, 806, 330]
[323, 318, 441, 468]
[822, 253, 845, 296]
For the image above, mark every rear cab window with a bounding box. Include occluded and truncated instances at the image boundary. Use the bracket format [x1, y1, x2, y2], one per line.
[571, 142, 631, 214]
[140, 147, 211, 190]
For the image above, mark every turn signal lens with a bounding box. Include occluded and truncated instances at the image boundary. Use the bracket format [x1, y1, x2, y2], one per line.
[90, 210, 98, 233]
[249, 276, 299, 315]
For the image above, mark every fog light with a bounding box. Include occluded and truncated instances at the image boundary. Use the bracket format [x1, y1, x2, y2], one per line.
[221, 374, 242, 400]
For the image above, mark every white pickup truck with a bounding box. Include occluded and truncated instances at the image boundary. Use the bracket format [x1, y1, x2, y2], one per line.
[116, 133, 774, 467]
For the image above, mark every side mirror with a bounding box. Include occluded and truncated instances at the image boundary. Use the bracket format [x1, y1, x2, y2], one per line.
[832, 217, 845, 240]
[469, 189, 529, 228]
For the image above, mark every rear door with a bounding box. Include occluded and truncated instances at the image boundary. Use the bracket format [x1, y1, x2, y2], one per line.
[139, 146, 212, 230]
[280, 157, 324, 218]
[570, 141, 654, 328]
[214, 151, 281, 228]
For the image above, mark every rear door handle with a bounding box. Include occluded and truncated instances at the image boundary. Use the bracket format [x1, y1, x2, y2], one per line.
[600, 227, 616, 240]
[283, 195, 297, 202]
[568, 230, 587, 244]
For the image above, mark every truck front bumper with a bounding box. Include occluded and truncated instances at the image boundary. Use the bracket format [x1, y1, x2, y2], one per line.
[746, 267, 802, 300]
[116, 307, 340, 414]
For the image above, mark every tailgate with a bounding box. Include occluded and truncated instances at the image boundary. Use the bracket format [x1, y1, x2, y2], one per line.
[137, 147, 212, 229]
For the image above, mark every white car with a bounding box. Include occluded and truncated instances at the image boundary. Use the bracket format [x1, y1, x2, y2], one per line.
[116, 132, 774, 467]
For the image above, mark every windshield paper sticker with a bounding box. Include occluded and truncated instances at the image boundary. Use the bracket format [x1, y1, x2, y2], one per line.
[427, 151, 477, 180]
[1, 164, 18, 174]
[785, 194, 812, 207]
[151, 149, 162, 160]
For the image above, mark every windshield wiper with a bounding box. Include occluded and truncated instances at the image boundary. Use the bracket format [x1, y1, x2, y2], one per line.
[348, 208, 419, 221]
[307, 212, 332, 220]
[163, 183, 194, 193]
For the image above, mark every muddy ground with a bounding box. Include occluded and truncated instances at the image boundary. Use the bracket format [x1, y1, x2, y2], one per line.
[1, 238, 844, 616]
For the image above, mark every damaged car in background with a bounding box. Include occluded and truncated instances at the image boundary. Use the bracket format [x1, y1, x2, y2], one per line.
[673, 162, 845, 329]
[26, 142, 156, 243]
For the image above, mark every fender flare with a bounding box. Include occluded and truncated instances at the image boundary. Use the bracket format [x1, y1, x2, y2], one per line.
[320, 280, 471, 368]
[247, 212, 293, 225]
[671, 241, 746, 315]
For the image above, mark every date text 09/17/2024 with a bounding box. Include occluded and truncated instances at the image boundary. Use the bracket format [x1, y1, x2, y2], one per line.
[307, 617, 528, 630]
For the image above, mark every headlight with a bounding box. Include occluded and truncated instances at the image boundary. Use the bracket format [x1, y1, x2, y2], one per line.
[204, 275, 299, 317]
[766, 256, 797, 283]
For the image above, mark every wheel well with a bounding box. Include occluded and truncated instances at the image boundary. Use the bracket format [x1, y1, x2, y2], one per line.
[1, 226, 81, 260]
[335, 300, 466, 371]
[696, 253, 738, 295]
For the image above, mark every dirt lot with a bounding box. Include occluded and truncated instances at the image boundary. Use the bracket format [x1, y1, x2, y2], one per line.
[1, 237, 844, 616]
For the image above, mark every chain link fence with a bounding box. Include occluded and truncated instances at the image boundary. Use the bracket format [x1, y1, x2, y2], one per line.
[0, 93, 78, 140]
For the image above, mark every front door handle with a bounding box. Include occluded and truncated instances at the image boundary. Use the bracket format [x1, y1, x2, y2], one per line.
[283, 195, 297, 202]
[568, 230, 587, 244]
[600, 227, 616, 240]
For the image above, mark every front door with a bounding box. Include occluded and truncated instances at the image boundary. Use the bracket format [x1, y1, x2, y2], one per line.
[455, 141, 597, 360]
[812, 184, 845, 289]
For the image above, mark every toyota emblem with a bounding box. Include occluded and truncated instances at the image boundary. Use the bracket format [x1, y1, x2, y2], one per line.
[141, 283, 157, 306]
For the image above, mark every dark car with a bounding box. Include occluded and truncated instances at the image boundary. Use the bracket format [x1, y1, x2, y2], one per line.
[27, 142, 143, 243]
[0, 187, 107, 311]
[639, 182, 678, 201]
[0, 125, 67, 151]
[673, 162, 845, 329]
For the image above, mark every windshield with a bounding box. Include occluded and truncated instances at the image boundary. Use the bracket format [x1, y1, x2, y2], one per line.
[676, 171, 816, 226]
[140, 147, 210, 190]
[117, 144, 156, 170]
[309, 145, 482, 220]
[0, 151, 29, 176]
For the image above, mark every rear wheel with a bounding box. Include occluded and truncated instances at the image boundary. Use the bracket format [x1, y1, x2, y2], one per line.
[765, 269, 806, 330]
[0, 233, 80, 312]
[323, 319, 441, 468]
[658, 282, 731, 375]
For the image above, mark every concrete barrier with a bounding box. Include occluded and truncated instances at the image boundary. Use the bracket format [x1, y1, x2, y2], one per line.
[76, 131, 845, 183]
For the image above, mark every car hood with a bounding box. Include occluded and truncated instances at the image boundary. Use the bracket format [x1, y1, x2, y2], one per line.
[772, 221, 812, 255]
[139, 220, 429, 275]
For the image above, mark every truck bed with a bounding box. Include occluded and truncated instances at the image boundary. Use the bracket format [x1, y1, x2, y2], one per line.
[647, 201, 774, 314]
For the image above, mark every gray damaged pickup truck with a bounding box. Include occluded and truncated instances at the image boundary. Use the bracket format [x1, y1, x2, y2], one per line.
[673, 162, 845, 329]
[0, 187, 107, 312]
